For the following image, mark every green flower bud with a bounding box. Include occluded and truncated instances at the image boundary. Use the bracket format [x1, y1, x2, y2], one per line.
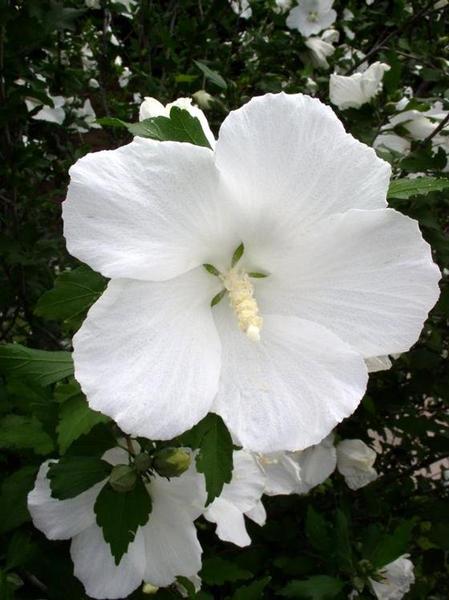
[134, 452, 152, 473]
[153, 447, 191, 478]
[142, 582, 159, 594]
[109, 464, 137, 492]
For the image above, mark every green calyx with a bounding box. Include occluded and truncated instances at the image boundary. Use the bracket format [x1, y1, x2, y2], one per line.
[109, 464, 138, 493]
[153, 447, 192, 478]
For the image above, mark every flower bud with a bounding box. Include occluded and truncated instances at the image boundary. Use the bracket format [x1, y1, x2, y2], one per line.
[153, 447, 191, 478]
[192, 90, 213, 109]
[142, 582, 159, 594]
[134, 452, 152, 473]
[109, 464, 137, 492]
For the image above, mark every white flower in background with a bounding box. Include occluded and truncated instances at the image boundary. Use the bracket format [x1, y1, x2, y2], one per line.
[370, 555, 415, 600]
[305, 29, 339, 69]
[85, 0, 101, 8]
[365, 355, 393, 372]
[259, 434, 337, 495]
[192, 89, 214, 110]
[25, 94, 66, 125]
[69, 99, 101, 133]
[89, 78, 100, 89]
[375, 100, 449, 160]
[336, 439, 378, 490]
[287, 0, 337, 37]
[112, 0, 138, 11]
[118, 66, 132, 88]
[273, 0, 293, 13]
[330, 62, 391, 110]
[63, 92, 440, 453]
[342, 8, 355, 40]
[204, 450, 266, 547]
[81, 44, 97, 72]
[28, 449, 206, 600]
[139, 96, 216, 149]
[230, 0, 252, 19]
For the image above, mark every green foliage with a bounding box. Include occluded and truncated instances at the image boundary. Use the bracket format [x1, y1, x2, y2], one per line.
[194, 61, 227, 90]
[128, 107, 212, 148]
[388, 177, 449, 199]
[94, 478, 152, 565]
[0, 415, 54, 455]
[48, 456, 112, 499]
[181, 413, 234, 505]
[0, 467, 38, 534]
[0, 344, 73, 386]
[200, 557, 252, 585]
[35, 265, 106, 329]
[280, 575, 344, 599]
[57, 386, 108, 454]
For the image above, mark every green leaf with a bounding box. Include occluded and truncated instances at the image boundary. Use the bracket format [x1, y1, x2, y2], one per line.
[35, 266, 106, 328]
[64, 423, 117, 458]
[181, 413, 233, 505]
[231, 242, 245, 267]
[387, 177, 449, 200]
[248, 272, 268, 278]
[95, 116, 130, 128]
[368, 520, 415, 569]
[94, 478, 152, 565]
[280, 575, 344, 599]
[48, 456, 112, 500]
[305, 506, 331, 554]
[128, 107, 211, 148]
[194, 60, 227, 89]
[201, 557, 252, 585]
[0, 415, 54, 455]
[0, 344, 73, 386]
[57, 392, 109, 454]
[0, 466, 38, 534]
[334, 509, 352, 570]
[231, 576, 271, 600]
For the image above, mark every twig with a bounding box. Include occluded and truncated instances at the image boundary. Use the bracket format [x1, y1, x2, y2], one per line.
[422, 112, 449, 145]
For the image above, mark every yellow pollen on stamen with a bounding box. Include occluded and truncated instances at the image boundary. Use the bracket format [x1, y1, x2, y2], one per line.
[221, 268, 263, 342]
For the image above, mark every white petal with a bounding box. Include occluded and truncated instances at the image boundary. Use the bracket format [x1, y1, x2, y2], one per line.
[258, 209, 441, 358]
[365, 355, 392, 372]
[27, 461, 102, 540]
[214, 93, 390, 272]
[294, 436, 337, 493]
[71, 524, 145, 599]
[73, 269, 221, 440]
[139, 96, 166, 120]
[217, 450, 265, 512]
[336, 439, 378, 490]
[63, 137, 236, 281]
[204, 497, 251, 547]
[259, 452, 302, 496]
[212, 305, 368, 453]
[142, 478, 203, 586]
[149, 463, 206, 520]
[245, 499, 266, 526]
[344, 468, 378, 490]
[370, 555, 415, 600]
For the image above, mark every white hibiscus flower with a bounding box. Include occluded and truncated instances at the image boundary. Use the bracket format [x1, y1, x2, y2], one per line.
[25, 94, 66, 125]
[305, 29, 339, 69]
[139, 96, 215, 147]
[204, 450, 266, 546]
[62, 92, 440, 453]
[370, 555, 415, 600]
[336, 438, 378, 490]
[229, 0, 252, 19]
[259, 434, 337, 495]
[27, 448, 206, 600]
[287, 0, 337, 37]
[330, 62, 391, 110]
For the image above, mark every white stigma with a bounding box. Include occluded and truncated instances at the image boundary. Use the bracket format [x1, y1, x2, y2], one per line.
[222, 268, 263, 342]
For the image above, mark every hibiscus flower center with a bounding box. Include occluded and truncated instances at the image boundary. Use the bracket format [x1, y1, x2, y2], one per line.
[307, 10, 319, 22]
[221, 268, 263, 342]
[203, 243, 266, 342]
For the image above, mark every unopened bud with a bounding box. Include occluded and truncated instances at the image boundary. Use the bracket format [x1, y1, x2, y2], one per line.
[109, 464, 137, 492]
[142, 582, 159, 594]
[134, 452, 152, 473]
[153, 447, 191, 478]
[192, 90, 213, 109]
